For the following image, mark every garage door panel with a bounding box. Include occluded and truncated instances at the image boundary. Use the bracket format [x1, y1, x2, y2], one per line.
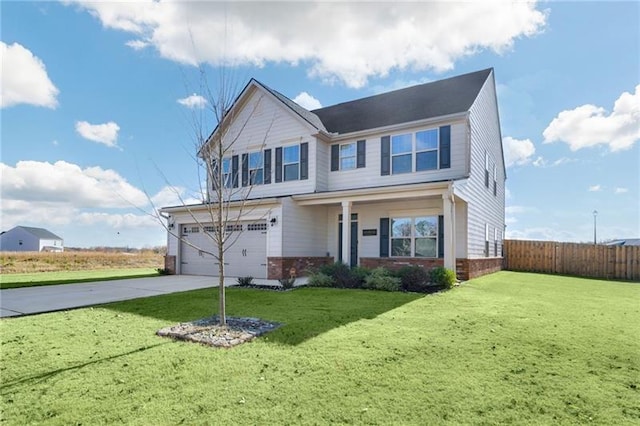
[180, 222, 267, 278]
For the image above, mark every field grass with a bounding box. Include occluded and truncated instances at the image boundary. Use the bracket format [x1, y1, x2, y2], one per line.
[0, 251, 163, 274]
[0, 268, 161, 289]
[1, 271, 638, 425]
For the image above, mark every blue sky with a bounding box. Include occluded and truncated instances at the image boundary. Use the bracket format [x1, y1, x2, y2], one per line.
[2, 1, 638, 248]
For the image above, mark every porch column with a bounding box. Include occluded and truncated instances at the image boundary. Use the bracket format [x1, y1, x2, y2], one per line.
[341, 201, 352, 265]
[442, 193, 456, 271]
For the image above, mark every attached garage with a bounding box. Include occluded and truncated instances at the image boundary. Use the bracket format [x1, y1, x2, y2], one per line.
[179, 221, 268, 278]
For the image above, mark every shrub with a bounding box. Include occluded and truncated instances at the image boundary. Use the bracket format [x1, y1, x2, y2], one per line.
[156, 267, 171, 275]
[395, 265, 429, 292]
[318, 262, 365, 288]
[278, 277, 296, 289]
[363, 267, 401, 292]
[307, 272, 334, 288]
[430, 267, 457, 289]
[236, 276, 254, 286]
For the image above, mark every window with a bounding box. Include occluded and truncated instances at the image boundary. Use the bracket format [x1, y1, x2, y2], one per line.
[391, 216, 438, 257]
[391, 134, 412, 174]
[493, 164, 497, 196]
[494, 228, 499, 256]
[183, 226, 200, 234]
[222, 158, 232, 188]
[484, 152, 490, 188]
[416, 129, 438, 171]
[485, 223, 490, 257]
[203, 226, 215, 233]
[249, 152, 264, 185]
[225, 224, 243, 233]
[340, 143, 356, 170]
[283, 145, 300, 181]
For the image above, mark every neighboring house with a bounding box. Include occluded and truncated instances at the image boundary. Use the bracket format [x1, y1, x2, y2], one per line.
[0, 226, 64, 252]
[605, 239, 640, 247]
[162, 68, 505, 280]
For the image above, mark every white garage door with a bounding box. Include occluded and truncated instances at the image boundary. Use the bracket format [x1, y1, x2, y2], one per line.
[180, 221, 268, 278]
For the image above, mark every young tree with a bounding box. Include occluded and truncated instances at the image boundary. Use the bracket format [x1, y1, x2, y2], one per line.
[152, 69, 272, 326]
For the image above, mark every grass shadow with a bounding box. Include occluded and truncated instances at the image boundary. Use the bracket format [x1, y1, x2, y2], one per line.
[104, 287, 425, 346]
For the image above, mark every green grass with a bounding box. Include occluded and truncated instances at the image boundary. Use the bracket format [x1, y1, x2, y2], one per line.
[1, 271, 638, 425]
[0, 268, 160, 289]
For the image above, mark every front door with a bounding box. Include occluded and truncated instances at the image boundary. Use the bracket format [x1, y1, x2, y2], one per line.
[338, 214, 358, 268]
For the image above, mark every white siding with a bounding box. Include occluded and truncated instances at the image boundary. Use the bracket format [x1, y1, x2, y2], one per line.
[315, 137, 329, 192]
[457, 71, 505, 258]
[327, 120, 469, 192]
[281, 197, 328, 257]
[208, 87, 318, 202]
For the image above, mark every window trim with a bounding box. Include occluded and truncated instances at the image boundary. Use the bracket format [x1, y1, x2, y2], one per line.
[283, 144, 300, 182]
[248, 151, 264, 185]
[339, 142, 357, 171]
[390, 216, 438, 258]
[389, 127, 443, 175]
[415, 128, 439, 172]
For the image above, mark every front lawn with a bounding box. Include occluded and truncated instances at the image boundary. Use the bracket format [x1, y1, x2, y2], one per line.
[0, 268, 160, 289]
[1, 272, 638, 424]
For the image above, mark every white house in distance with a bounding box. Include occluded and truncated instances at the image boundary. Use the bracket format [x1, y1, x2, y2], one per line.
[0, 226, 64, 252]
[162, 68, 505, 280]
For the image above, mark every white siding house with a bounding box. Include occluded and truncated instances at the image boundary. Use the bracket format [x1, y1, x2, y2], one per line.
[0, 226, 64, 252]
[162, 69, 505, 280]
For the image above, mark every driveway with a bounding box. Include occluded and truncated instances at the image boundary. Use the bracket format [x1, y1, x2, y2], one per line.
[0, 275, 233, 318]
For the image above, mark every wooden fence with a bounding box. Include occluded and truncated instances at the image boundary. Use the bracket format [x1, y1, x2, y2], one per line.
[503, 240, 640, 281]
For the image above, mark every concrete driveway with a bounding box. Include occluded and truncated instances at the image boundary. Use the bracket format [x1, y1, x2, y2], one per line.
[0, 275, 232, 318]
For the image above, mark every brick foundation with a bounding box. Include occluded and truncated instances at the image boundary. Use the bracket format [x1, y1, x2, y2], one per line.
[360, 257, 444, 271]
[456, 257, 503, 281]
[164, 255, 176, 275]
[267, 257, 334, 279]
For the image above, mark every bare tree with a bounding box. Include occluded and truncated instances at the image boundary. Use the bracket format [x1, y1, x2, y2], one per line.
[150, 68, 273, 326]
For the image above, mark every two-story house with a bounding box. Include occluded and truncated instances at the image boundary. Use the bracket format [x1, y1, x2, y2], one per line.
[161, 68, 505, 280]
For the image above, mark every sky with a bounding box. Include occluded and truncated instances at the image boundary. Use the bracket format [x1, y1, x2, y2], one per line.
[1, 1, 638, 248]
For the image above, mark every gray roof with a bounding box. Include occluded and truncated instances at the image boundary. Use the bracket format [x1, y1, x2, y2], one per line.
[18, 226, 63, 240]
[311, 68, 493, 134]
[253, 79, 327, 132]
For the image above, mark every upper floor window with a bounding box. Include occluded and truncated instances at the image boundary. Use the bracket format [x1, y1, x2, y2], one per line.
[391, 134, 413, 174]
[484, 151, 490, 188]
[493, 164, 497, 196]
[340, 143, 356, 170]
[331, 140, 366, 171]
[391, 216, 438, 257]
[381, 125, 450, 176]
[283, 145, 300, 181]
[276, 142, 308, 182]
[222, 158, 233, 188]
[249, 151, 264, 185]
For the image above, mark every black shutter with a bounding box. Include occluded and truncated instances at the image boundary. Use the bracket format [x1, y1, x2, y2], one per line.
[331, 144, 339, 171]
[438, 215, 444, 258]
[300, 142, 308, 180]
[357, 140, 366, 168]
[439, 125, 451, 169]
[380, 218, 389, 257]
[275, 147, 282, 183]
[241, 154, 249, 187]
[381, 136, 390, 176]
[231, 155, 239, 188]
[264, 149, 271, 184]
[211, 159, 218, 190]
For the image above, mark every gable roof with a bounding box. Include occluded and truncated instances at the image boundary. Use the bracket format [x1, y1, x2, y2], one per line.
[253, 80, 326, 132]
[311, 68, 493, 134]
[17, 226, 63, 240]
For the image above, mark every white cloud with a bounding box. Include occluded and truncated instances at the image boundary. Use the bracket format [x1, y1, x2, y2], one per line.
[67, 1, 546, 88]
[614, 187, 628, 194]
[543, 85, 640, 152]
[588, 185, 602, 192]
[531, 156, 574, 168]
[76, 212, 158, 229]
[1, 41, 59, 108]
[503, 136, 536, 167]
[125, 39, 149, 50]
[150, 185, 201, 207]
[75, 121, 120, 148]
[177, 94, 207, 109]
[293, 92, 322, 110]
[0, 160, 148, 208]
